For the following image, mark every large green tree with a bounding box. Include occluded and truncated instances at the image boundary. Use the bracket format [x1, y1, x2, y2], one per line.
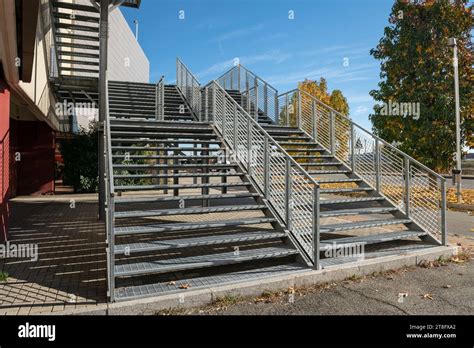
[369, 0, 474, 172]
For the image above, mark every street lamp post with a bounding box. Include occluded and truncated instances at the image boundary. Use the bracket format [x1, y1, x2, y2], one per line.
[448, 37, 462, 203]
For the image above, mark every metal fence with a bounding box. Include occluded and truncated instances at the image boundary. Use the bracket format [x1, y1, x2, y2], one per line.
[216, 64, 279, 123]
[176, 57, 201, 119]
[204, 81, 321, 268]
[277, 88, 447, 244]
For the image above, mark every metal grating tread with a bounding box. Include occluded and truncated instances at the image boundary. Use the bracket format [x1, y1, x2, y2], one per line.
[320, 206, 399, 217]
[320, 230, 428, 251]
[113, 163, 236, 170]
[320, 197, 385, 205]
[114, 217, 277, 236]
[320, 219, 413, 233]
[318, 178, 363, 184]
[110, 138, 221, 145]
[308, 170, 352, 174]
[115, 204, 267, 219]
[113, 263, 307, 301]
[115, 192, 261, 204]
[115, 182, 251, 191]
[114, 246, 299, 277]
[114, 231, 287, 255]
[320, 187, 373, 194]
[114, 172, 245, 179]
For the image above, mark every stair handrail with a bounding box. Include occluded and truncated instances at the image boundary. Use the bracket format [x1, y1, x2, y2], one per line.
[216, 64, 279, 123]
[155, 75, 165, 120]
[204, 80, 322, 268]
[104, 72, 116, 301]
[176, 57, 201, 119]
[277, 88, 447, 245]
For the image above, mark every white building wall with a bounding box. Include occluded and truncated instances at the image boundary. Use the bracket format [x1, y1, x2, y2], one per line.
[108, 8, 149, 83]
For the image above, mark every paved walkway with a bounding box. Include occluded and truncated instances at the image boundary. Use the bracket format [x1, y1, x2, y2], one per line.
[0, 195, 107, 315]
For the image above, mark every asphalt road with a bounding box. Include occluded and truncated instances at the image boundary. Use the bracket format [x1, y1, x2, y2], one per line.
[197, 259, 473, 315]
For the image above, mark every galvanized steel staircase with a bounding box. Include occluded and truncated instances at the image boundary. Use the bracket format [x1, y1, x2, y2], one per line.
[106, 80, 306, 301]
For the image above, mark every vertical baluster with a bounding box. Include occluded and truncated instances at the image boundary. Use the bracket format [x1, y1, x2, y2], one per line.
[312, 99, 317, 141]
[404, 156, 411, 218]
[297, 91, 302, 129]
[263, 84, 268, 118]
[441, 178, 447, 245]
[254, 77, 259, 121]
[312, 186, 320, 270]
[247, 117, 252, 173]
[285, 94, 289, 127]
[329, 111, 335, 155]
[350, 123, 356, 173]
[285, 158, 292, 230]
[233, 103, 238, 150]
[264, 135, 270, 197]
[275, 94, 279, 125]
[375, 139, 381, 193]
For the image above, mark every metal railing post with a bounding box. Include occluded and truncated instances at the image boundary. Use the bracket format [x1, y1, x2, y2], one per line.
[441, 179, 447, 245]
[375, 139, 381, 193]
[247, 117, 252, 173]
[233, 103, 238, 149]
[254, 77, 259, 121]
[404, 156, 411, 218]
[329, 111, 335, 155]
[350, 123, 355, 173]
[285, 158, 292, 230]
[312, 186, 320, 270]
[274, 95, 279, 124]
[237, 65, 241, 91]
[264, 135, 270, 197]
[263, 83, 268, 117]
[204, 86, 209, 122]
[297, 91, 302, 129]
[222, 93, 226, 135]
[212, 83, 216, 124]
[312, 99, 317, 141]
[285, 94, 289, 126]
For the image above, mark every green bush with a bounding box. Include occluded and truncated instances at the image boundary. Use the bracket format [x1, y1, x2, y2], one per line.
[59, 121, 99, 193]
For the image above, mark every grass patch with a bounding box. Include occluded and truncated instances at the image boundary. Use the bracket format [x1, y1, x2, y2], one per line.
[0, 271, 9, 282]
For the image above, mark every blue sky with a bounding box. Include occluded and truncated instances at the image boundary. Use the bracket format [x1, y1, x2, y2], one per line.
[121, 0, 396, 129]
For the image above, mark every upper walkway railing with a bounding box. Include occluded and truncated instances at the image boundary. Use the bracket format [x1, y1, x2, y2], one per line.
[176, 57, 201, 119]
[216, 64, 279, 123]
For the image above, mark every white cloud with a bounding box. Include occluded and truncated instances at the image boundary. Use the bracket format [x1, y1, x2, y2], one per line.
[211, 24, 264, 43]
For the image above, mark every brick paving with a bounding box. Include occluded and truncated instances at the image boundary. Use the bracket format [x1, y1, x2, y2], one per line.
[0, 195, 107, 315]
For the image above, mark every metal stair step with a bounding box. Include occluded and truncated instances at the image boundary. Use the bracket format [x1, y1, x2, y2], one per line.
[115, 192, 261, 204]
[115, 204, 267, 219]
[53, 1, 99, 13]
[115, 182, 251, 191]
[110, 124, 211, 132]
[57, 50, 99, 59]
[113, 263, 307, 301]
[112, 146, 221, 152]
[114, 231, 287, 255]
[320, 207, 399, 217]
[292, 154, 333, 159]
[58, 59, 99, 66]
[113, 163, 234, 170]
[308, 170, 352, 174]
[320, 197, 385, 205]
[320, 219, 412, 233]
[56, 22, 99, 32]
[317, 178, 363, 184]
[53, 11, 99, 23]
[320, 230, 428, 251]
[297, 162, 342, 167]
[55, 32, 99, 42]
[320, 187, 373, 194]
[110, 138, 221, 145]
[112, 154, 218, 160]
[283, 148, 326, 152]
[279, 141, 321, 146]
[114, 246, 297, 277]
[114, 217, 277, 236]
[114, 172, 244, 179]
[110, 131, 217, 139]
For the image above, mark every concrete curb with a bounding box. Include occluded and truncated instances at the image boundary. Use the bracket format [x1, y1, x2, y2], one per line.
[42, 245, 457, 315]
[447, 202, 474, 211]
